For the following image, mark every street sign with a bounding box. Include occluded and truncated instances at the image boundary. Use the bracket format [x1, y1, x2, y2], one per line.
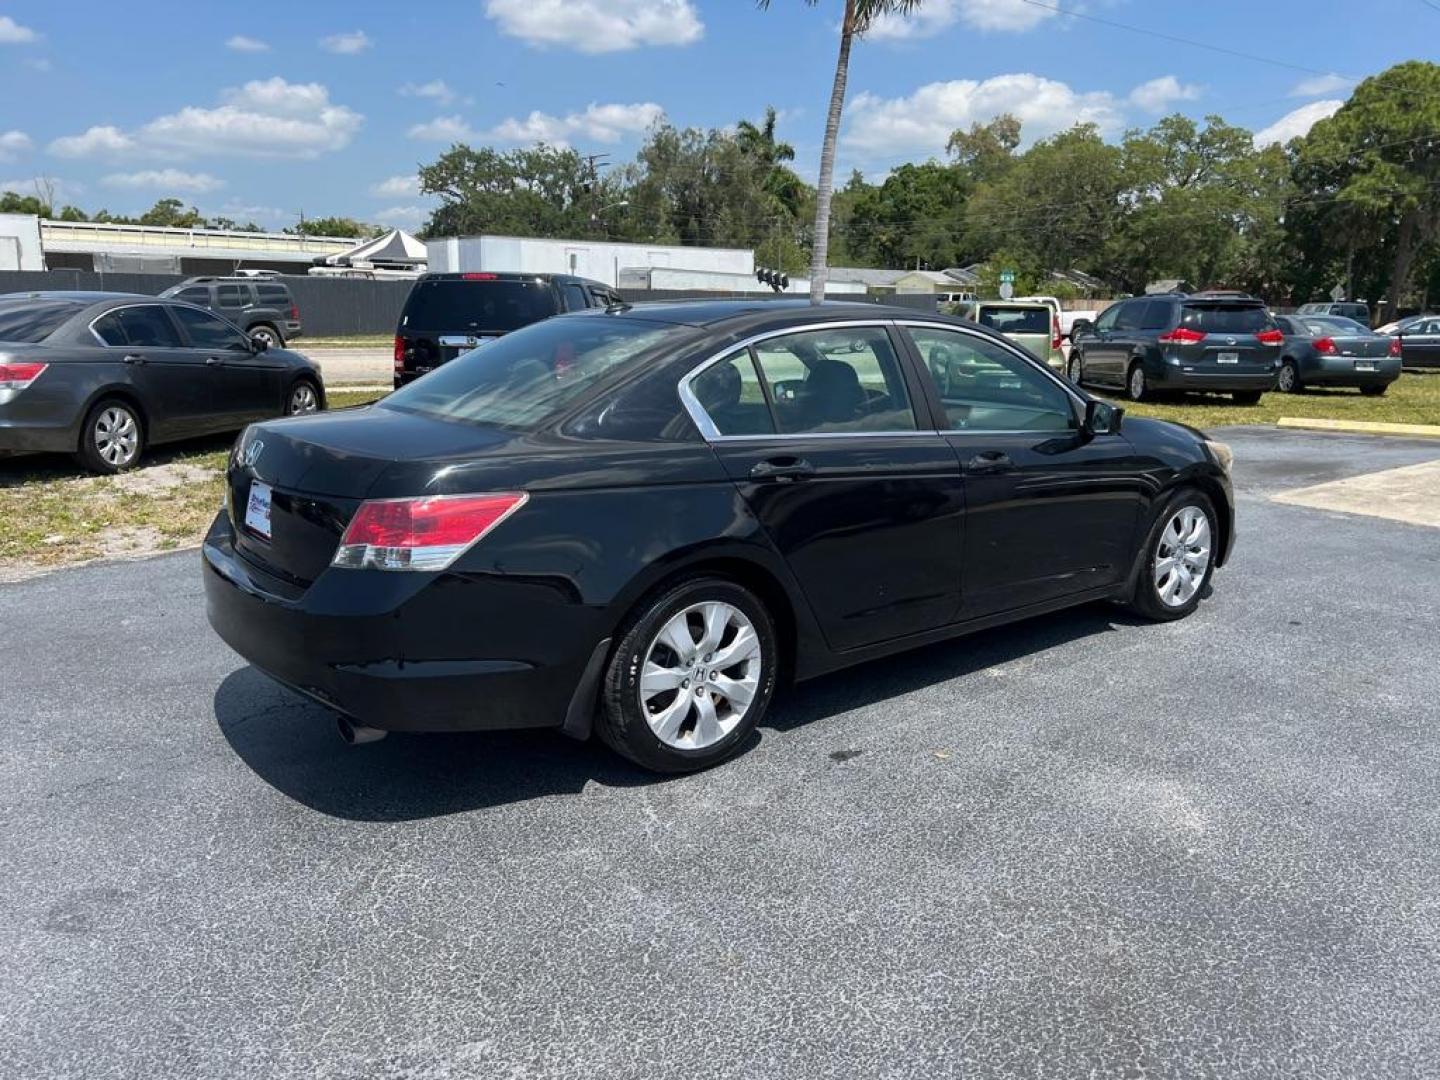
[1000, 270, 1016, 284]
[1330, 283, 1346, 302]
[998, 281, 1014, 300]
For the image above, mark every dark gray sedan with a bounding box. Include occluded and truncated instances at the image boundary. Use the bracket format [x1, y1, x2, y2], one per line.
[1273, 314, 1401, 395]
[0, 292, 325, 472]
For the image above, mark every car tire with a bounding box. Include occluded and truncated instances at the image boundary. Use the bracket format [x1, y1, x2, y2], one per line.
[1360, 384, 1388, 397]
[598, 576, 778, 773]
[1126, 361, 1148, 401]
[1127, 487, 1218, 623]
[1232, 390, 1263, 405]
[1067, 349, 1084, 385]
[75, 398, 144, 474]
[250, 324, 283, 349]
[1277, 361, 1302, 393]
[285, 378, 322, 416]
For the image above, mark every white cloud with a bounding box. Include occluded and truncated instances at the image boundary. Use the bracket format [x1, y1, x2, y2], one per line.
[488, 102, 664, 146]
[485, 0, 702, 53]
[25, 56, 50, 71]
[0, 176, 83, 203]
[400, 80, 456, 106]
[320, 29, 371, 54]
[1128, 76, 1203, 113]
[102, 169, 224, 192]
[374, 204, 427, 225]
[407, 115, 480, 142]
[371, 174, 421, 197]
[1253, 100, 1343, 147]
[0, 130, 32, 162]
[844, 74, 1123, 157]
[225, 35, 270, 53]
[49, 79, 362, 160]
[1291, 74, 1350, 98]
[868, 0, 1056, 39]
[48, 125, 138, 158]
[0, 15, 37, 44]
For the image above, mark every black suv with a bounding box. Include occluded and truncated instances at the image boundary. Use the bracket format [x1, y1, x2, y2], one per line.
[394, 272, 622, 387]
[1068, 292, 1281, 402]
[161, 276, 303, 348]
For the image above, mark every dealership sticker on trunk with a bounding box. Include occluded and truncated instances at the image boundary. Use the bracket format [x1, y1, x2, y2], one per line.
[1217, 352, 1240, 364]
[245, 480, 273, 540]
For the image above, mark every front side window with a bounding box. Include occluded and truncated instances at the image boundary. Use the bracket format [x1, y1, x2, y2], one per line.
[1094, 303, 1122, 333]
[561, 283, 590, 311]
[750, 326, 917, 435]
[909, 326, 1075, 433]
[113, 305, 182, 348]
[172, 305, 251, 351]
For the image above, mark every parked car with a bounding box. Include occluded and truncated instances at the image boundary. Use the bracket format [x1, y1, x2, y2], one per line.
[1393, 314, 1440, 369]
[393, 271, 623, 388]
[1375, 313, 1433, 336]
[1068, 291, 1282, 402]
[1272, 314, 1401, 394]
[203, 299, 1235, 773]
[1295, 300, 1371, 325]
[1013, 295, 1100, 342]
[0, 291, 324, 473]
[160, 276, 303, 348]
[957, 300, 1064, 370]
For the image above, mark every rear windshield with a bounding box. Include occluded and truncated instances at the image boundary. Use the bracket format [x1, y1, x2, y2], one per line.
[381, 315, 676, 431]
[0, 298, 86, 342]
[1180, 304, 1271, 334]
[976, 306, 1050, 335]
[401, 279, 556, 332]
[1306, 316, 1369, 335]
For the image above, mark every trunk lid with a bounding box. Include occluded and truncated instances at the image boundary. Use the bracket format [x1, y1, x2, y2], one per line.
[1324, 334, 1391, 359]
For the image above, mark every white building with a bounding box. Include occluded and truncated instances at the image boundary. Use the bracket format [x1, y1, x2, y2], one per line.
[0, 213, 44, 271]
[426, 234, 754, 288]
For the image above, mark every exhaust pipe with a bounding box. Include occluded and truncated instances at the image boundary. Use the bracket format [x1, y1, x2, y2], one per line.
[336, 715, 388, 745]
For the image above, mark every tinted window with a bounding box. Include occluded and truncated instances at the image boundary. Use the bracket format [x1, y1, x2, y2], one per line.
[976, 306, 1049, 335]
[113, 306, 182, 347]
[910, 327, 1074, 433]
[1139, 300, 1172, 330]
[561, 283, 590, 311]
[751, 327, 917, 435]
[256, 285, 290, 305]
[402, 279, 556, 332]
[690, 350, 775, 436]
[1094, 303, 1121, 332]
[1113, 301, 1144, 331]
[382, 315, 673, 431]
[0, 298, 86, 343]
[172, 305, 250, 350]
[173, 286, 211, 304]
[1180, 304, 1271, 334]
[216, 284, 248, 308]
[92, 312, 127, 346]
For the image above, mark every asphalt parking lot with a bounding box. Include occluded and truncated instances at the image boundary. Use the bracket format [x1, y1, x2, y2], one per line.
[2, 426, 1438, 1079]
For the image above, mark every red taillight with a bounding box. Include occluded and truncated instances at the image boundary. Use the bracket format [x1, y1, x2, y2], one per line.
[1158, 327, 1207, 344]
[1256, 328, 1284, 345]
[462, 272, 498, 280]
[0, 361, 47, 390]
[332, 492, 528, 571]
[289, 303, 300, 321]
[1051, 314, 1062, 351]
[393, 335, 406, 370]
[1389, 336, 1402, 357]
[1314, 337, 1337, 355]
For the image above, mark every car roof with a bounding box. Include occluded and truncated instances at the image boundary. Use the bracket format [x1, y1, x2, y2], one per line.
[0, 290, 155, 304]
[589, 297, 961, 331]
[418, 271, 610, 287]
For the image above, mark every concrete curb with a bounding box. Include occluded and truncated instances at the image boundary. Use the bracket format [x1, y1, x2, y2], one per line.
[1277, 417, 1440, 439]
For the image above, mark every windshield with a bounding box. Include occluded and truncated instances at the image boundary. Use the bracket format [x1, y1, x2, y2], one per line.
[382, 315, 676, 430]
[401, 279, 555, 332]
[1180, 304, 1271, 334]
[0, 298, 87, 342]
[977, 306, 1050, 335]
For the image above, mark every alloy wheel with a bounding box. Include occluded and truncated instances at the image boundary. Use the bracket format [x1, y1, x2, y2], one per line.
[638, 601, 761, 750]
[1068, 352, 1083, 384]
[1277, 363, 1297, 393]
[288, 383, 319, 415]
[94, 406, 140, 468]
[1154, 505, 1211, 608]
[1128, 365, 1146, 401]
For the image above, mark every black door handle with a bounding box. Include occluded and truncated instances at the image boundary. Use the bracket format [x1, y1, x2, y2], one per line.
[750, 457, 816, 482]
[965, 451, 1014, 473]
[122, 354, 146, 365]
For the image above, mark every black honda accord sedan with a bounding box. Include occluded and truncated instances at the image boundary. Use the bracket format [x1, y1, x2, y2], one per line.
[0, 291, 324, 473]
[203, 300, 1234, 773]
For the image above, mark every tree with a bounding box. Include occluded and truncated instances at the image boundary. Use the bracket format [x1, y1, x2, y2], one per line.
[418, 143, 606, 239]
[760, 0, 922, 302]
[138, 198, 204, 228]
[291, 216, 378, 238]
[845, 162, 969, 269]
[947, 114, 1021, 186]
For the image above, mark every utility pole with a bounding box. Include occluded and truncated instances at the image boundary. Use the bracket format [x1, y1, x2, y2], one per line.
[581, 153, 610, 237]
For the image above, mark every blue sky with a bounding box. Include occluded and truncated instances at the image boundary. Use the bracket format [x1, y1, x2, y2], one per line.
[0, 0, 1425, 232]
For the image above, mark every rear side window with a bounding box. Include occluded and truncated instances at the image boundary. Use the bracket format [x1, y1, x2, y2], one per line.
[976, 306, 1049, 335]
[113, 305, 182, 347]
[256, 285, 290, 306]
[0, 298, 86, 342]
[382, 315, 673, 431]
[401, 279, 556, 332]
[1139, 300, 1172, 330]
[1180, 304, 1271, 334]
[689, 350, 776, 436]
[750, 327, 917, 435]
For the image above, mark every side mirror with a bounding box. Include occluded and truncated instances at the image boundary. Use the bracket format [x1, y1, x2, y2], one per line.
[1084, 399, 1123, 436]
[1070, 319, 1093, 341]
[250, 336, 269, 353]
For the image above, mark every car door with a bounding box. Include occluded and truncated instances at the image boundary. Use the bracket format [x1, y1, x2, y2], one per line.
[170, 303, 284, 426]
[685, 322, 966, 652]
[1401, 318, 1440, 369]
[213, 282, 251, 329]
[90, 304, 212, 441]
[902, 323, 1145, 619]
[1080, 301, 1126, 385]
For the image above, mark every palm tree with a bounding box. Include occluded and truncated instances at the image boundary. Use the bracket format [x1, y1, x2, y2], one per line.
[759, 0, 922, 302]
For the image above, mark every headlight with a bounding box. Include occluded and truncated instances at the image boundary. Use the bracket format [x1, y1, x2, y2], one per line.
[1205, 439, 1234, 474]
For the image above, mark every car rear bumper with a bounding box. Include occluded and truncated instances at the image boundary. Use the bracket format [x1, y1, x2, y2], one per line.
[1298, 355, 1401, 384]
[0, 413, 79, 453]
[202, 512, 589, 733]
[1152, 367, 1277, 391]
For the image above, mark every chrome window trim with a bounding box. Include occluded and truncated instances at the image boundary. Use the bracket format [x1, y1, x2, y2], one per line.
[88, 300, 249, 350]
[898, 319, 1089, 435]
[677, 319, 932, 442]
